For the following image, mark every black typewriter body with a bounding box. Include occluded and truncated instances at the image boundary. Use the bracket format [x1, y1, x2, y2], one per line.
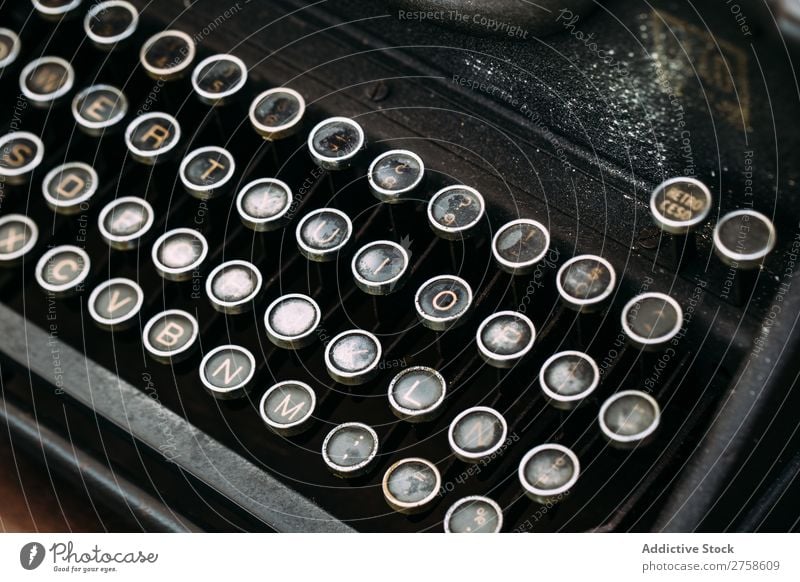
[0, 0, 799, 533]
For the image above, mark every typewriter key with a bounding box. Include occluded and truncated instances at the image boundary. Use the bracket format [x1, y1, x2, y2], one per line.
[0, 215, 38, 264]
[151, 228, 208, 282]
[32, 0, 82, 19]
[34, 245, 90, 296]
[205, 260, 262, 314]
[650, 177, 712, 235]
[518, 443, 580, 504]
[296, 207, 352, 262]
[322, 422, 379, 477]
[444, 496, 503, 533]
[87, 277, 143, 329]
[367, 149, 425, 203]
[124, 112, 181, 164]
[351, 240, 409, 295]
[448, 406, 508, 463]
[0, 28, 21, 71]
[476, 311, 535, 368]
[98, 196, 154, 250]
[599, 390, 660, 448]
[142, 309, 199, 363]
[260, 381, 316, 436]
[199, 344, 256, 400]
[308, 116, 365, 170]
[191, 54, 247, 105]
[539, 350, 599, 409]
[388, 366, 446, 422]
[84, 1, 139, 50]
[263, 293, 321, 349]
[324, 329, 382, 385]
[236, 178, 293, 231]
[621, 292, 683, 350]
[72, 85, 128, 136]
[414, 275, 473, 331]
[0, 131, 45, 185]
[140, 30, 195, 80]
[382, 457, 441, 514]
[179, 146, 236, 199]
[248, 88, 305, 140]
[20, 56, 74, 107]
[556, 254, 616, 312]
[492, 218, 550, 275]
[428, 185, 485, 240]
[42, 162, 98, 214]
[713, 209, 776, 269]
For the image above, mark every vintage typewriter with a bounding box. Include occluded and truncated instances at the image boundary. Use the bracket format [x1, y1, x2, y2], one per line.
[0, 0, 799, 532]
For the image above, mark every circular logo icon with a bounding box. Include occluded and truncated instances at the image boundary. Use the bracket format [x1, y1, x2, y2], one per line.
[20, 542, 46, 570]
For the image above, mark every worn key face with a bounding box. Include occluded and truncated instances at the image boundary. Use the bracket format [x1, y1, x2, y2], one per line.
[324, 329, 382, 385]
[650, 177, 712, 234]
[249, 88, 305, 140]
[556, 254, 616, 312]
[388, 366, 447, 422]
[260, 381, 316, 436]
[599, 390, 660, 447]
[352, 240, 410, 295]
[0, 215, 38, 263]
[72, 85, 128, 135]
[236, 178, 293, 231]
[151, 228, 208, 281]
[0, 132, 44, 185]
[308, 117, 365, 170]
[518, 444, 580, 504]
[200, 345, 256, 400]
[428, 185, 485, 240]
[179, 146, 235, 199]
[414, 275, 473, 331]
[263, 293, 321, 349]
[143, 309, 199, 363]
[87, 277, 143, 329]
[539, 351, 599, 409]
[125, 112, 181, 164]
[382, 457, 441, 514]
[0, 28, 21, 71]
[713, 209, 777, 269]
[32, 0, 82, 19]
[140, 30, 195, 79]
[98, 196, 154, 250]
[444, 496, 503, 533]
[84, 1, 139, 49]
[42, 162, 98, 214]
[368, 149, 425, 203]
[448, 406, 508, 462]
[296, 208, 353, 262]
[621, 292, 683, 350]
[322, 422, 379, 477]
[206, 260, 262, 314]
[34, 245, 90, 296]
[20, 56, 74, 107]
[191, 54, 247, 105]
[476, 311, 535, 368]
[492, 218, 550, 275]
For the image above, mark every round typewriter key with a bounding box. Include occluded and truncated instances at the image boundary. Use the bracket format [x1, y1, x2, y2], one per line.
[151, 227, 208, 281]
[308, 116, 365, 170]
[32, 0, 82, 19]
[428, 185, 486, 240]
[296, 207, 352, 262]
[0, 131, 44, 185]
[87, 277, 143, 329]
[84, 1, 139, 49]
[191, 54, 247, 105]
[34, 245, 90, 296]
[125, 112, 181, 164]
[539, 350, 599, 409]
[20, 56, 74, 107]
[519, 443, 580, 504]
[140, 30, 195, 80]
[249, 88, 305, 141]
[236, 178, 292, 231]
[414, 275, 473, 331]
[72, 85, 128, 136]
[199, 344, 256, 400]
[179, 146, 235, 199]
[448, 406, 508, 463]
[556, 254, 616, 312]
[0, 215, 38, 264]
[367, 149, 425, 203]
[650, 177, 712, 234]
[492, 218, 550, 275]
[142, 309, 199, 363]
[0, 28, 21, 71]
[476, 311, 535, 368]
[205, 259, 262, 314]
[260, 381, 316, 436]
[444, 496, 503, 533]
[352, 240, 409, 295]
[322, 422, 379, 477]
[713, 209, 777, 269]
[388, 366, 446, 422]
[263, 293, 321, 349]
[41, 162, 98, 214]
[382, 457, 441, 514]
[98, 196, 154, 250]
[621, 292, 683, 350]
[324, 329, 382, 385]
[599, 390, 660, 447]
